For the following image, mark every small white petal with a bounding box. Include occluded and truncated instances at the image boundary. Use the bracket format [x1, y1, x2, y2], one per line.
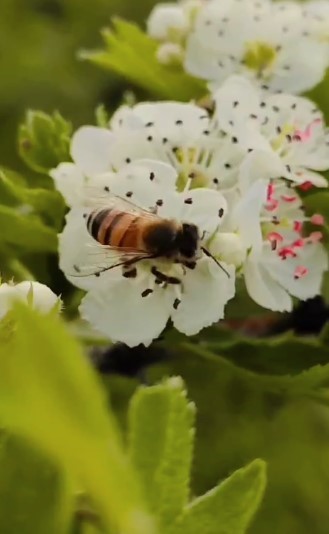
[80, 278, 173, 347]
[71, 127, 115, 175]
[244, 253, 293, 312]
[159, 188, 227, 235]
[172, 258, 235, 335]
[239, 150, 289, 192]
[50, 163, 85, 207]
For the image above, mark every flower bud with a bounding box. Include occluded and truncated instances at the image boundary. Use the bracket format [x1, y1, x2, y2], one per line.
[210, 233, 246, 267]
[147, 4, 188, 41]
[0, 281, 61, 320]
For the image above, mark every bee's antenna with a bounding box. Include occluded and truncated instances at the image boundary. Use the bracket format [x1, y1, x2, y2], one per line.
[201, 247, 230, 278]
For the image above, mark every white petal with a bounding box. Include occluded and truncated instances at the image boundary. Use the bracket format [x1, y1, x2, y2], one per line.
[158, 188, 227, 235]
[80, 278, 173, 347]
[264, 243, 328, 300]
[71, 127, 115, 175]
[50, 163, 85, 207]
[172, 258, 235, 335]
[244, 253, 293, 312]
[269, 39, 329, 93]
[232, 179, 267, 252]
[210, 232, 246, 267]
[290, 168, 328, 188]
[238, 150, 289, 192]
[110, 159, 178, 208]
[58, 208, 119, 291]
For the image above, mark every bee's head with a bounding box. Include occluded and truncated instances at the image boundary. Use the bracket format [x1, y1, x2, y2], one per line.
[176, 223, 200, 260]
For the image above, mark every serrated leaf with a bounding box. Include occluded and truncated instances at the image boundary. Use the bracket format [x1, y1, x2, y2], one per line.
[0, 306, 155, 534]
[0, 433, 72, 534]
[0, 205, 58, 253]
[19, 110, 72, 173]
[129, 377, 195, 528]
[168, 459, 266, 534]
[81, 19, 205, 101]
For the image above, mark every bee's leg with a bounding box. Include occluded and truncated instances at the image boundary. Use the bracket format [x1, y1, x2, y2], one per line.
[184, 261, 197, 270]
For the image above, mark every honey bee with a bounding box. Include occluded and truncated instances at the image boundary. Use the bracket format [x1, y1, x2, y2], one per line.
[72, 195, 229, 283]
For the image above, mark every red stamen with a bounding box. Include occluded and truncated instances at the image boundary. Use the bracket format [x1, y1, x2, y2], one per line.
[279, 247, 297, 259]
[265, 199, 279, 212]
[267, 183, 275, 202]
[292, 238, 305, 249]
[281, 195, 297, 203]
[298, 181, 313, 191]
[294, 221, 303, 233]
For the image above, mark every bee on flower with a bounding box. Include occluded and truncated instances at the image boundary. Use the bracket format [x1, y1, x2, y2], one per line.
[58, 160, 235, 347]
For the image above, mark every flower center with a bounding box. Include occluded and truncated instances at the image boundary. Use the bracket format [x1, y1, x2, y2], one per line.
[243, 41, 277, 77]
[173, 146, 212, 191]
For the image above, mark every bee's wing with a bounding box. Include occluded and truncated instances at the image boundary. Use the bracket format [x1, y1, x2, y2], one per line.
[67, 241, 153, 279]
[83, 187, 160, 219]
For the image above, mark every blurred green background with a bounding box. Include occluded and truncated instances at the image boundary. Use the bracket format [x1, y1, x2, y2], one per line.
[1, 0, 158, 172]
[2, 1, 329, 534]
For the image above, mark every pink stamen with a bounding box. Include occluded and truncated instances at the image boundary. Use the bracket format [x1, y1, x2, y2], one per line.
[268, 231, 283, 251]
[298, 181, 313, 191]
[281, 194, 297, 203]
[292, 238, 305, 249]
[267, 183, 275, 202]
[265, 199, 279, 212]
[310, 213, 325, 226]
[294, 118, 322, 143]
[307, 231, 323, 243]
[294, 221, 303, 233]
[294, 266, 309, 280]
[279, 247, 297, 259]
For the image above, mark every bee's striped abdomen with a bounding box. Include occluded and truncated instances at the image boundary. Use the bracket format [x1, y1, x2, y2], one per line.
[87, 208, 142, 248]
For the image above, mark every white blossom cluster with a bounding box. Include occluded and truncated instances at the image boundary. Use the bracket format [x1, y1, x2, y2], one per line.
[51, 69, 329, 346]
[148, 0, 329, 94]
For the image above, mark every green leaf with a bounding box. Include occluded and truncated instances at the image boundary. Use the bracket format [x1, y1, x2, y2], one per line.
[0, 305, 156, 534]
[0, 204, 58, 253]
[81, 19, 205, 101]
[169, 459, 266, 534]
[0, 433, 72, 534]
[95, 105, 110, 128]
[18, 110, 72, 173]
[201, 330, 329, 376]
[0, 168, 65, 229]
[129, 377, 195, 528]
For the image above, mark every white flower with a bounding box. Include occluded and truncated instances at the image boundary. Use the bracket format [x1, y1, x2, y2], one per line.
[0, 281, 61, 320]
[213, 76, 329, 189]
[183, 0, 329, 93]
[50, 105, 250, 206]
[59, 160, 235, 347]
[302, 1, 329, 44]
[223, 177, 329, 312]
